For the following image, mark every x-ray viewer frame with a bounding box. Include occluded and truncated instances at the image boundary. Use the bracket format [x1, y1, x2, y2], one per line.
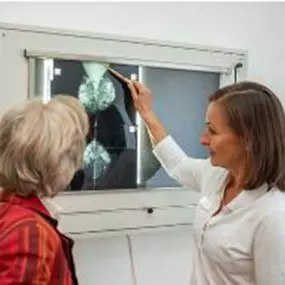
[0, 22, 247, 237]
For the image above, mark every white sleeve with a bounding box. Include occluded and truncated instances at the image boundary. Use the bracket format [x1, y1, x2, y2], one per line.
[153, 135, 211, 192]
[253, 210, 285, 285]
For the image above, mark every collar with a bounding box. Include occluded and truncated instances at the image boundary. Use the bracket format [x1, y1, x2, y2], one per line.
[41, 197, 63, 220]
[224, 183, 270, 212]
[0, 192, 59, 225]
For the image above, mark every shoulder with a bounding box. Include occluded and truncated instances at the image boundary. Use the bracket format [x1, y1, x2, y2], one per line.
[0, 202, 68, 283]
[255, 189, 285, 237]
[0, 202, 61, 247]
[260, 188, 285, 216]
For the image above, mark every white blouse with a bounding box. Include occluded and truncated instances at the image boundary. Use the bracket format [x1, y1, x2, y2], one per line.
[153, 136, 285, 285]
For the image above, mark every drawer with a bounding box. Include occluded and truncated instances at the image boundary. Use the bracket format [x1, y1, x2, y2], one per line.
[59, 205, 196, 234]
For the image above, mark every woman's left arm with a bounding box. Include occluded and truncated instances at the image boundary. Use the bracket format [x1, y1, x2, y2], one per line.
[253, 210, 285, 285]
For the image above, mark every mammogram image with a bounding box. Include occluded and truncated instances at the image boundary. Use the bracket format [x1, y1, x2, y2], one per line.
[49, 59, 160, 191]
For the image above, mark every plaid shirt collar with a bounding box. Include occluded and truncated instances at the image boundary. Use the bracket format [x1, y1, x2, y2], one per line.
[0, 191, 58, 226]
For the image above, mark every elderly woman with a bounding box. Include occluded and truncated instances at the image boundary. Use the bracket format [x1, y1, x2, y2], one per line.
[128, 81, 285, 285]
[0, 96, 88, 284]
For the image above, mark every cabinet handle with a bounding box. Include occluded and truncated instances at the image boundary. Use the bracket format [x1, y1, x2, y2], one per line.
[147, 207, 154, 214]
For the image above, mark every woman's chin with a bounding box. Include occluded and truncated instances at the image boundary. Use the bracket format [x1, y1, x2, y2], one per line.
[209, 155, 218, 166]
[209, 156, 225, 168]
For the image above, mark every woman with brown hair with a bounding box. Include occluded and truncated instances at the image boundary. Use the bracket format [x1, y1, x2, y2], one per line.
[128, 80, 285, 285]
[0, 96, 88, 284]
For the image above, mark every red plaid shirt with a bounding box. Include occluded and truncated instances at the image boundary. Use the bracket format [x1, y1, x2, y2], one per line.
[0, 192, 78, 285]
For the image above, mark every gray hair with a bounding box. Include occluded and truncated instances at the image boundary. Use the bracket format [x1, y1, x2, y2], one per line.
[0, 96, 88, 197]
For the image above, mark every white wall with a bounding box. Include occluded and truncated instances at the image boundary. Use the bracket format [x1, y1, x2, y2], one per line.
[1, 2, 285, 285]
[0, 2, 285, 100]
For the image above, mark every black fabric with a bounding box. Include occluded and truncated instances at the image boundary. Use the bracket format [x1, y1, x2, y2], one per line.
[69, 169, 85, 191]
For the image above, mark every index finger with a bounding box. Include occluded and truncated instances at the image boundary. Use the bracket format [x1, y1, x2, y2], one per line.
[127, 82, 139, 100]
[132, 81, 149, 93]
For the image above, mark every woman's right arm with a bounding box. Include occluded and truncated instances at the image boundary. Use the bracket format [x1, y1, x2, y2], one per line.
[128, 81, 168, 145]
[128, 81, 210, 192]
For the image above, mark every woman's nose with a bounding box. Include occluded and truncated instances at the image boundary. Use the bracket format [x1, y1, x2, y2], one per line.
[200, 133, 209, 146]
